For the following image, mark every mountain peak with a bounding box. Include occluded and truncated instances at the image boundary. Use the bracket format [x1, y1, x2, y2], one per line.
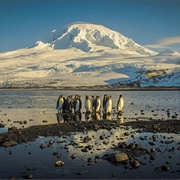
[36, 23, 156, 55]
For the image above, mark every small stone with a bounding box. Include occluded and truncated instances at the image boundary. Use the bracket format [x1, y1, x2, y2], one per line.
[55, 160, 64, 167]
[161, 165, 169, 171]
[150, 154, 155, 160]
[152, 124, 158, 130]
[131, 160, 141, 168]
[87, 157, 93, 165]
[23, 120, 27, 124]
[127, 143, 136, 150]
[53, 152, 59, 156]
[40, 144, 46, 149]
[93, 124, 99, 130]
[148, 142, 155, 146]
[23, 174, 32, 179]
[124, 132, 130, 136]
[49, 140, 54, 144]
[99, 135, 104, 140]
[81, 148, 88, 152]
[70, 154, 76, 159]
[150, 148, 156, 152]
[83, 136, 91, 143]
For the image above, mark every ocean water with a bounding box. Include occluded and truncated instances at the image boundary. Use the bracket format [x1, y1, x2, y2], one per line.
[0, 90, 180, 179]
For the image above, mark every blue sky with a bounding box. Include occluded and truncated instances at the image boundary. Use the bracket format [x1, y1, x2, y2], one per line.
[0, 0, 180, 52]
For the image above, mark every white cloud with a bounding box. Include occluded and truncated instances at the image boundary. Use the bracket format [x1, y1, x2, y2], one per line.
[145, 36, 180, 49]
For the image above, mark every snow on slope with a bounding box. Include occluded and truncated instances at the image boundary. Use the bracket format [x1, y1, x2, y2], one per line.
[38, 23, 156, 55]
[0, 23, 180, 88]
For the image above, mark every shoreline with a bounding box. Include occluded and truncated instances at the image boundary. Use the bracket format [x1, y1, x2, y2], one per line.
[0, 87, 180, 91]
[0, 119, 179, 147]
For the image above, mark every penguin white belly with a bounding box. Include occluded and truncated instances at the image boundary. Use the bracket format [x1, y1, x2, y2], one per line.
[105, 99, 112, 113]
[85, 99, 92, 112]
[117, 98, 124, 111]
[95, 100, 101, 112]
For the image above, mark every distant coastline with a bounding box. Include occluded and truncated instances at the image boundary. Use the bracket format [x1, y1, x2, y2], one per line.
[0, 86, 180, 91]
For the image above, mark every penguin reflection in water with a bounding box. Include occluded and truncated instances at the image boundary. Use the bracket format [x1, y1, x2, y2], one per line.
[56, 113, 72, 123]
[103, 112, 112, 121]
[117, 113, 124, 124]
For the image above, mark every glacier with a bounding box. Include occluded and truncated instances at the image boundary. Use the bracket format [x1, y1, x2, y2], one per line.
[0, 23, 180, 88]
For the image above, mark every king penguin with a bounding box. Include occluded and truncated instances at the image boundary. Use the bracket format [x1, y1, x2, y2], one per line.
[94, 96, 101, 113]
[56, 95, 65, 113]
[105, 96, 112, 114]
[74, 95, 82, 113]
[103, 94, 108, 112]
[117, 95, 124, 112]
[85, 96, 93, 113]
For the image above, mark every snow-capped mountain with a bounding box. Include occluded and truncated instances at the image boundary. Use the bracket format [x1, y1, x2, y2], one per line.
[0, 23, 180, 88]
[36, 23, 156, 55]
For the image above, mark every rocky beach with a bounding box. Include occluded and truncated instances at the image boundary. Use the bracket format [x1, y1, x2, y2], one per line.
[0, 89, 179, 179]
[0, 117, 180, 179]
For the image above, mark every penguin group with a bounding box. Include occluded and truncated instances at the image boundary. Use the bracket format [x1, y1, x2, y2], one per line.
[56, 94, 82, 113]
[56, 94, 124, 114]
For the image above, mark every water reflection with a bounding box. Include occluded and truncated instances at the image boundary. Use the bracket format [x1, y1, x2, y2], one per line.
[56, 111, 123, 123]
[1, 90, 179, 133]
[117, 113, 124, 124]
[93, 112, 101, 121]
[103, 113, 112, 121]
[56, 112, 82, 123]
[85, 112, 93, 121]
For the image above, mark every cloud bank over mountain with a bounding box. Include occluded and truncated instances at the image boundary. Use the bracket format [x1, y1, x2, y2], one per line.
[145, 36, 180, 51]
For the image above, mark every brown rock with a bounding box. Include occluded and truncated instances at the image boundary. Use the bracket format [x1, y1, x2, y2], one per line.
[115, 153, 129, 163]
[2, 141, 17, 147]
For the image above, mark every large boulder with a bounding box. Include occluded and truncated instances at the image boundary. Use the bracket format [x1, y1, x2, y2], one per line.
[115, 153, 129, 163]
